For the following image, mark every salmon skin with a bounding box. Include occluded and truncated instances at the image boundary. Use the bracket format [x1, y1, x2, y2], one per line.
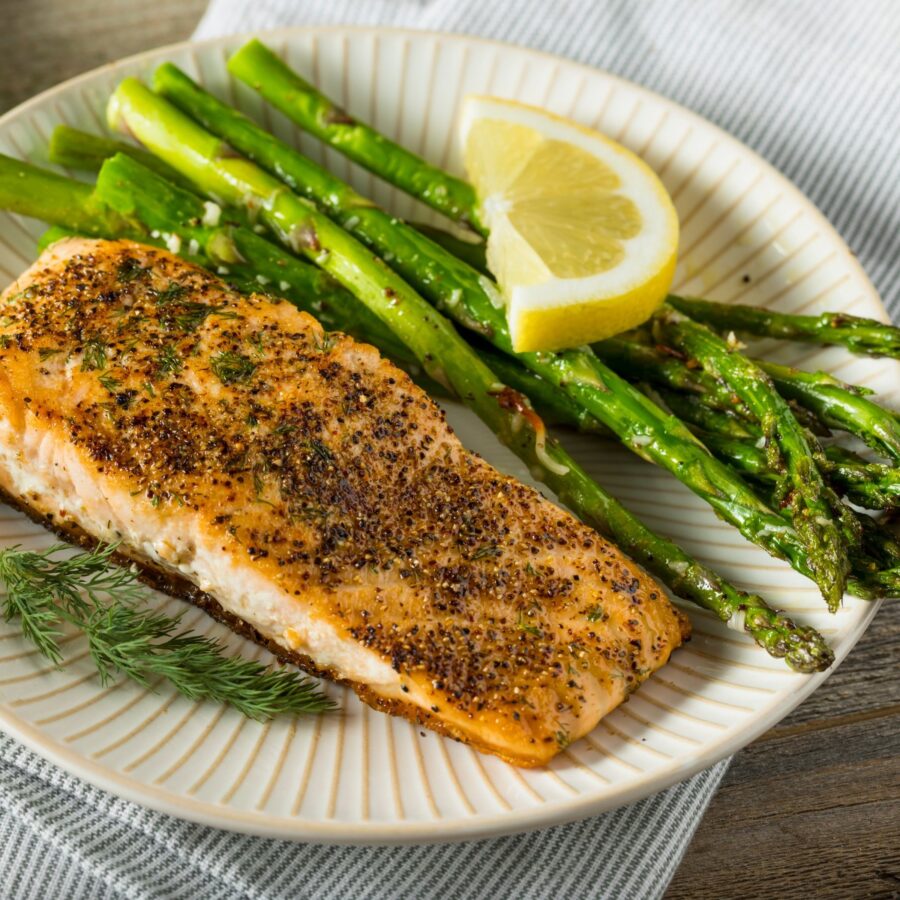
[0, 238, 688, 767]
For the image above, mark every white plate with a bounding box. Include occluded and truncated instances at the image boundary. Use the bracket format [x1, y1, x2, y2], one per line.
[0, 26, 895, 844]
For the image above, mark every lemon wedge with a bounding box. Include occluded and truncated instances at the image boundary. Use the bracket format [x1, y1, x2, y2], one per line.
[461, 96, 679, 352]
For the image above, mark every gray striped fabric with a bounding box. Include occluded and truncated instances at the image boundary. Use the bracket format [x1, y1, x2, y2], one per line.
[0, 733, 729, 898]
[2, 1, 899, 898]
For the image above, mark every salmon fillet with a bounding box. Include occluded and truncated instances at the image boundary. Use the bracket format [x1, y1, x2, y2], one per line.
[0, 237, 688, 767]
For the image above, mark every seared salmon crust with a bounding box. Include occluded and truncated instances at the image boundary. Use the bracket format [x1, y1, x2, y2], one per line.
[0, 238, 688, 766]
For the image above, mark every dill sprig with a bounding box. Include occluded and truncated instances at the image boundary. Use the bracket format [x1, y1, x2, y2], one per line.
[98, 373, 121, 393]
[156, 344, 182, 378]
[211, 350, 257, 385]
[165, 302, 241, 333]
[0, 543, 334, 719]
[116, 257, 151, 283]
[81, 337, 108, 372]
[152, 281, 189, 305]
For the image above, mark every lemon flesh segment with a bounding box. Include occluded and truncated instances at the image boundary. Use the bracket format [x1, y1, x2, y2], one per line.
[462, 98, 679, 353]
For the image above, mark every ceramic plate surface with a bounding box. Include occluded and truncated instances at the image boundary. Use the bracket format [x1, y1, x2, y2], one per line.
[0, 26, 895, 843]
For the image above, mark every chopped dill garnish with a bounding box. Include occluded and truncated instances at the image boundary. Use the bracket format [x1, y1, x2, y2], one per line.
[38, 347, 61, 361]
[156, 344, 182, 378]
[471, 544, 501, 561]
[586, 605, 606, 622]
[525, 562, 537, 577]
[517, 612, 543, 638]
[81, 338, 108, 372]
[116, 258, 151, 283]
[555, 730, 571, 749]
[304, 439, 334, 463]
[163, 302, 241, 333]
[210, 351, 257, 386]
[98, 373, 121, 393]
[0, 542, 333, 719]
[143, 382, 155, 398]
[252, 465, 277, 507]
[152, 282, 188, 305]
[247, 331, 265, 356]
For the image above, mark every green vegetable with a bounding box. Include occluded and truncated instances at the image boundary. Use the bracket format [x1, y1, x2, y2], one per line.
[0, 543, 333, 719]
[227, 40, 486, 234]
[49, 124, 195, 189]
[655, 310, 855, 609]
[757, 359, 900, 464]
[668, 294, 900, 360]
[695, 430, 900, 511]
[0, 152, 137, 238]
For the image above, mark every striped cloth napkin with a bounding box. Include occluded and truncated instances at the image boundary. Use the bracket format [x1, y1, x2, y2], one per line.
[2, 1, 898, 898]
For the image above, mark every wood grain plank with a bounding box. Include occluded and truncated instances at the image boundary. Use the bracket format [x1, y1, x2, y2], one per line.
[667, 601, 900, 899]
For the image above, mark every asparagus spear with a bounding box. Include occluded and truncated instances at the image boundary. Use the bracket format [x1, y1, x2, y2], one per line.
[668, 294, 900, 360]
[49, 124, 195, 189]
[149, 65, 847, 601]
[227, 39, 485, 234]
[650, 388, 762, 440]
[756, 359, 900, 463]
[696, 430, 900, 511]
[0, 153, 138, 238]
[102, 80, 847, 663]
[598, 337, 900, 461]
[656, 310, 855, 609]
[411, 222, 490, 275]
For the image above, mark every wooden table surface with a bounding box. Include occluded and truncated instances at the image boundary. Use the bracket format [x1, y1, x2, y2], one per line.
[1, 3, 897, 897]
